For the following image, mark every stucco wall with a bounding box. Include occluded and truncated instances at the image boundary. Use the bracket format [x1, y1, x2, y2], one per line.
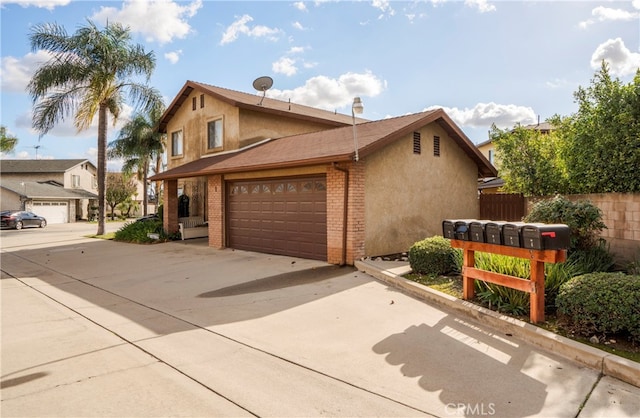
[1, 188, 22, 210]
[364, 124, 480, 256]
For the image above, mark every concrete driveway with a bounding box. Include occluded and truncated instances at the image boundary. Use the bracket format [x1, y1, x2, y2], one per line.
[1, 223, 639, 417]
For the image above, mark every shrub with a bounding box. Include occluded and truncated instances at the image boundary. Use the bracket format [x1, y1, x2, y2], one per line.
[409, 236, 458, 275]
[556, 272, 640, 343]
[524, 195, 607, 250]
[114, 219, 170, 243]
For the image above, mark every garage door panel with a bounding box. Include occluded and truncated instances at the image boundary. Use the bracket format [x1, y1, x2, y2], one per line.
[228, 176, 327, 260]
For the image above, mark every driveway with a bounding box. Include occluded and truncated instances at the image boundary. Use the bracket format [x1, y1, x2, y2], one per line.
[1, 224, 639, 417]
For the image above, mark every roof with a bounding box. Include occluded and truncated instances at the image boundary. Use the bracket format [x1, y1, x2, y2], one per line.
[0, 179, 98, 199]
[151, 108, 497, 181]
[0, 159, 94, 173]
[478, 177, 505, 190]
[158, 81, 365, 133]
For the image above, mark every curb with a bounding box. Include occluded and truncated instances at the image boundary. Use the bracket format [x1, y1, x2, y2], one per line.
[355, 259, 640, 388]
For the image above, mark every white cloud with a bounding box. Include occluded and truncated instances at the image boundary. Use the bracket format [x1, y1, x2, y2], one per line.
[0, 0, 70, 10]
[0, 50, 53, 93]
[579, 5, 640, 28]
[90, 0, 202, 45]
[220, 14, 282, 45]
[164, 50, 182, 64]
[428, 102, 537, 130]
[293, 2, 307, 12]
[591, 38, 640, 77]
[634, 0, 640, 10]
[372, 0, 395, 18]
[465, 0, 496, 13]
[272, 57, 298, 76]
[292, 21, 305, 31]
[267, 71, 385, 111]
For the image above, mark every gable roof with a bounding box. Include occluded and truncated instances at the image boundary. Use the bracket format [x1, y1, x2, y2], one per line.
[158, 81, 364, 133]
[0, 179, 98, 199]
[0, 159, 93, 173]
[151, 108, 497, 181]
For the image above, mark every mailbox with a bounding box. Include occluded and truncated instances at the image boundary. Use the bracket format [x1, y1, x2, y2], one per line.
[521, 224, 570, 250]
[485, 221, 506, 245]
[442, 219, 473, 240]
[502, 222, 527, 247]
[469, 220, 490, 243]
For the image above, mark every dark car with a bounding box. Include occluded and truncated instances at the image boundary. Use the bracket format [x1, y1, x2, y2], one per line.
[135, 213, 159, 222]
[0, 210, 47, 230]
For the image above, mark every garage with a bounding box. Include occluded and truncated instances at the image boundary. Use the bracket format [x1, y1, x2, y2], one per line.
[32, 201, 69, 224]
[227, 176, 327, 260]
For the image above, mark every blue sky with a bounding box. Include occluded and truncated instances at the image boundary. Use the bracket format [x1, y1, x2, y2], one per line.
[1, 0, 639, 171]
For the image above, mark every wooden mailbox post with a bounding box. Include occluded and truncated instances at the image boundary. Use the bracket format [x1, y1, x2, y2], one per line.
[449, 240, 567, 323]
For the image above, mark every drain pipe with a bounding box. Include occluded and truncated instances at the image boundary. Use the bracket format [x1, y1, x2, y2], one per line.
[333, 163, 349, 266]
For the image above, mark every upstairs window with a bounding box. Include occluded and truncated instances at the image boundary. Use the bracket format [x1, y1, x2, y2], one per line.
[413, 132, 421, 154]
[433, 135, 441, 157]
[207, 119, 223, 150]
[200, 94, 205, 108]
[192, 97, 196, 110]
[488, 149, 494, 164]
[72, 175, 80, 188]
[171, 130, 183, 156]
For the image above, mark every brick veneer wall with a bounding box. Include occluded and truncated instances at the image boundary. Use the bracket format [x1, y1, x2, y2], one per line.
[207, 174, 224, 248]
[528, 193, 640, 263]
[164, 179, 178, 235]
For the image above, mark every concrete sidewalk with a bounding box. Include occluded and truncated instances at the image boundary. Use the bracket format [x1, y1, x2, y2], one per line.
[2, 234, 639, 417]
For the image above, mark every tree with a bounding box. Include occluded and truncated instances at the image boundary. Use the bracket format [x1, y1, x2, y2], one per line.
[490, 124, 568, 197]
[558, 62, 640, 193]
[28, 20, 162, 235]
[106, 172, 137, 220]
[108, 103, 166, 216]
[0, 125, 18, 154]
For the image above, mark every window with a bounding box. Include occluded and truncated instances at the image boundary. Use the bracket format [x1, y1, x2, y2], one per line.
[72, 175, 80, 188]
[433, 135, 441, 157]
[200, 94, 204, 108]
[92, 176, 97, 189]
[192, 97, 196, 110]
[207, 119, 223, 150]
[171, 130, 183, 156]
[488, 149, 494, 164]
[413, 132, 421, 154]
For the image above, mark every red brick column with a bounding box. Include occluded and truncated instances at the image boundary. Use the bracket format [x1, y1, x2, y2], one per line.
[326, 165, 346, 264]
[207, 175, 224, 248]
[347, 162, 366, 263]
[164, 179, 178, 235]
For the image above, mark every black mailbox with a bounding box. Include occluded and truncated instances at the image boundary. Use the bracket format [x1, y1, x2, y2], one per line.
[485, 221, 506, 245]
[443, 219, 473, 240]
[469, 220, 490, 243]
[521, 224, 570, 250]
[502, 222, 526, 247]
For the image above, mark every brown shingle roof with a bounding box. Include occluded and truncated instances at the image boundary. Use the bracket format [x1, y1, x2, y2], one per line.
[158, 81, 363, 133]
[0, 159, 92, 173]
[151, 109, 497, 180]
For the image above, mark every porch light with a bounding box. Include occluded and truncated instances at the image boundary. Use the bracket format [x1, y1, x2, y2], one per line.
[352, 97, 363, 162]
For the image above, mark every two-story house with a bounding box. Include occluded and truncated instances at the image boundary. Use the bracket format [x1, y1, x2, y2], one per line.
[0, 159, 98, 223]
[151, 81, 496, 264]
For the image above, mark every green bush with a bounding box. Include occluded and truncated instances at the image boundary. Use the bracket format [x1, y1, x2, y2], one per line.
[524, 195, 607, 250]
[114, 219, 170, 243]
[557, 272, 640, 342]
[409, 236, 458, 275]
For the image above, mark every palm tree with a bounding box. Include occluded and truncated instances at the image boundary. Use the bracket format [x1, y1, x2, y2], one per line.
[28, 20, 162, 235]
[108, 103, 166, 216]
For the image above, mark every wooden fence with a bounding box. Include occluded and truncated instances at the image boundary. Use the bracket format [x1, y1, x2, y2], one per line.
[479, 193, 525, 221]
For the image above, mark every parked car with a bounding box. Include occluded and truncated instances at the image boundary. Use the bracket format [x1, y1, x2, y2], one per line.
[0, 210, 47, 230]
[135, 214, 159, 223]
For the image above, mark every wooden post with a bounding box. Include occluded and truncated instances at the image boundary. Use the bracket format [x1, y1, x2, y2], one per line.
[449, 240, 566, 324]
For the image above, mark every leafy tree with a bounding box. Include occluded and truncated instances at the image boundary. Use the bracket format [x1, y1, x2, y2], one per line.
[28, 20, 162, 235]
[108, 103, 165, 216]
[490, 124, 568, 197]
[0, 125, 18, 153]
[556, 62, 640, 193]
[106, 172, 137, 220]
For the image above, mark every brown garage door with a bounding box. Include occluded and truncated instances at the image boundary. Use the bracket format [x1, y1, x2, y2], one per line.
[227, 176, 327, 260]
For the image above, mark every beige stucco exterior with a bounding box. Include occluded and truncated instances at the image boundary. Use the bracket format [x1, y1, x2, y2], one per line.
[364, 123, 480, 256]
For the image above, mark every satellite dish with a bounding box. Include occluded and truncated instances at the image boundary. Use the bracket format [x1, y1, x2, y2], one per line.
[252, 76, 273, 106]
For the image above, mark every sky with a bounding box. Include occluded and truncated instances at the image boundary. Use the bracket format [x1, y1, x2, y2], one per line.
[1, 0, 639, 171]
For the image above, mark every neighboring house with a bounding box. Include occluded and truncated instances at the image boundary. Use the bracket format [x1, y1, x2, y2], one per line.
[151, 81, 496, 265]
[0, 159, 98, 223]
[476, 122, 554, 194]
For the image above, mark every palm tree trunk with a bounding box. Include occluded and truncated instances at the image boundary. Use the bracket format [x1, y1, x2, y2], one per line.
[143, 159, 149, 216]
[97, 104, 108, 235]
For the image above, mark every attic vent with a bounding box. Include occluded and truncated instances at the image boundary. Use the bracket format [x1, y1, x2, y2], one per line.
[200, 94, 204, 108]
[433, 135, 441, 157]
[413, 132, 421, 154]
[192, 97, 197, 111]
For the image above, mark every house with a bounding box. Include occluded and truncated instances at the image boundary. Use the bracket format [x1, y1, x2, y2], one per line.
[151, 81, 496, 265]
[0, 159, 98, 223]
